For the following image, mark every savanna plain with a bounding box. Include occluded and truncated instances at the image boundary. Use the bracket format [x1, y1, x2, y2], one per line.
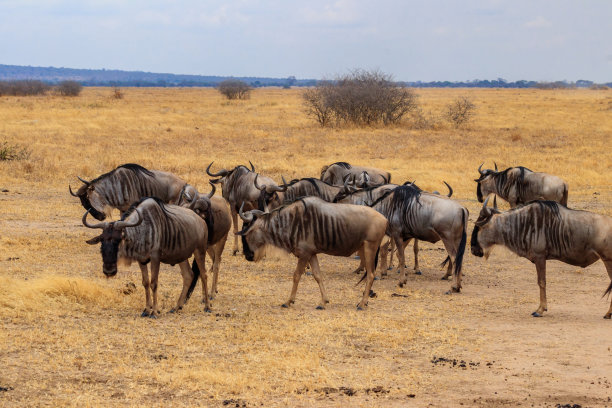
[1, 87, 612, 407]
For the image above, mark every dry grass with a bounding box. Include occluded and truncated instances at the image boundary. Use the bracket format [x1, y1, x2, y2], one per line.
[1, 87, 612, 407]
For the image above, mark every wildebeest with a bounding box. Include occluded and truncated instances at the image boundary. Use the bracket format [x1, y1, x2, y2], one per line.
[83, 197, 211, 317]
[471, 197, 612, 319]
[368, 184, 468, 292]
[187, 186, 231, 299]
[320, 162, 391, 187]
[237, 197, 388, 310]
[69, 163, 198, 221]
[256, 176, 343, 210]
[475, 163, 568, 208]
[206, 161, 279, 255]
[334, 181, 455, 278]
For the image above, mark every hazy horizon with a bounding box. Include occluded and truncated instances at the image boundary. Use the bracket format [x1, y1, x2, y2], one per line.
[1, 1, 610, 83]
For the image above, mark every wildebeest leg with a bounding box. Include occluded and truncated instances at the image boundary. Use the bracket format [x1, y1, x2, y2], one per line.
[602, 260, 612, 319]
[210, 231, 228, 298]
[351, 258, 365, 275]
[379, 237, 391, 274]
[309, 255, 330, 309]
[231, 207, 240, 255]
[283, 257, 308, 308]
[441, 257, 453, 280]
[149, 260, 161, 318]
[532, 258, 547, 317]
[396, 236, 409, 288]
[194, 249, 211, 312]
[358, 242, 378, 310]
[439, 235, 461, 293]
[412, 239, 421, 275]
[387, 238, 396, 270]
[139, 262, 152, 317]
[170, 261, 194, 313]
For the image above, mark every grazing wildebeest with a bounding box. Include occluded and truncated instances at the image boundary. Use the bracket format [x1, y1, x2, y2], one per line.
[83, 197, 211, 317]
[320, 162, 391, 187]
[206, 161, 279, 255]
[255, 176, 343, 210]
[475, 163, 568, 208]
[237, 197, 388, 310]
[69, 163, 197, 221]
[186, 185, 231, 299]
[471, 197, 612, 319]
[368, 184, 468, 292]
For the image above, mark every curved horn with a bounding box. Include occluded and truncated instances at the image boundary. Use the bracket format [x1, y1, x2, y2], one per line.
[239, 202, 254, 223]
[114, 209, 143, 230]
[69, 185, 79, 197]
[494, 162, 498, 171]
[249, 161, 255, 172]
[266, 176, 288, 193]
[483, 195, 491, 208]
[206, 162, 229, 177]
[77, 176, 90, 185]
[443, 181, 453, 198]
[82, 209, 107, 229]
[254, 174, 266, 191]
[478, 163, 485, 175]
[207, 181, 216, 199]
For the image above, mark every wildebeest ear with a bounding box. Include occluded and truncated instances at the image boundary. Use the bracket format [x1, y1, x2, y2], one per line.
[86, 235, 102, 245]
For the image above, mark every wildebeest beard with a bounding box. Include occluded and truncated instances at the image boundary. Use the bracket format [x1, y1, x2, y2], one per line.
[470, 225, 483, 257]
[476, 182, 483, 203]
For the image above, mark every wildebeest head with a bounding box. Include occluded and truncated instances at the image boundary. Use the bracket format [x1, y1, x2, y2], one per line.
[236, 202, 267, 262]
[83, 209, 143, 276]
[254, 174, 287, 211]
[474, 162, 499, 203]
[332, 176, 359, 202]
[69, 177, 107, 221]
[470, 195, 499, 258]
[207, 161, 254, 184]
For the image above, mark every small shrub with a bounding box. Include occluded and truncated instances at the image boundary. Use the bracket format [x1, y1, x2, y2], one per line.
[218, 79, 252, 100]
[0, 141, 31, 161]
[56, 80, 82, 96]
[0, 80, 50, 96]
[302, 69, 418, 127]
[445, 96, 476, 128]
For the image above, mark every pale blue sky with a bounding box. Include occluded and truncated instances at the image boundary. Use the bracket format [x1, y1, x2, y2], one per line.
[1, 0, 610, 82]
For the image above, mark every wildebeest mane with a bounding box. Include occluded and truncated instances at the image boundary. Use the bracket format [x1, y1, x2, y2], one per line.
[90, 163, 154, 184]
[121, 196, 174, 221]
[320, 162, 352, 179]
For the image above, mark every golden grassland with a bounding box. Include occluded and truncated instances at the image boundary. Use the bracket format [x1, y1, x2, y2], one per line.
[1, 87, 612, 407]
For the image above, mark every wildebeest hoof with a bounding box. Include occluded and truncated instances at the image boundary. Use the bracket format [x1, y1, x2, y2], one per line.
[604, 314, 611, 319]
[204, 308, 212, 313]
[369, 290, 377, 298]
[168, 308, 176, 314]
[281, 303, 289, 308]
[141, 309, 150, 317]
[398, 282, 405, 288]
[356, 306, 364, 311]
[414, 270, 422, 275]
[531, 312, 542, 317]
[451, 287, 461, 293]
[316, 305, 325, 310]
[232, 250, 238, 256]
[445, 290, 451, 295]
[374, 276, 380, 281]
[149, 314, 158, 319]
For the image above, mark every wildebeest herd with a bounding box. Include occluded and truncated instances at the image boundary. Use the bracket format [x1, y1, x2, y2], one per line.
[70, 161, 612, 319]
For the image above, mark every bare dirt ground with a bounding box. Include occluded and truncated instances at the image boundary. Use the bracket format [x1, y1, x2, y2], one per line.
[1, 88, 611, 407]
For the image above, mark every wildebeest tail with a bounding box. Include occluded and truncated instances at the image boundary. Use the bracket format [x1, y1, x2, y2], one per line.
[440, 256, 451, 268]
[603, 280, 612, 298]
[357, 246, 380, 286]
[185, 258, 201, 302]
[453, 210, 468, 277]
[561, 184, 569, 206]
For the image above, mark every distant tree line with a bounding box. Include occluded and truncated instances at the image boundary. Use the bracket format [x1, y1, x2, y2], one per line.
[0, 80, 82, 96]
